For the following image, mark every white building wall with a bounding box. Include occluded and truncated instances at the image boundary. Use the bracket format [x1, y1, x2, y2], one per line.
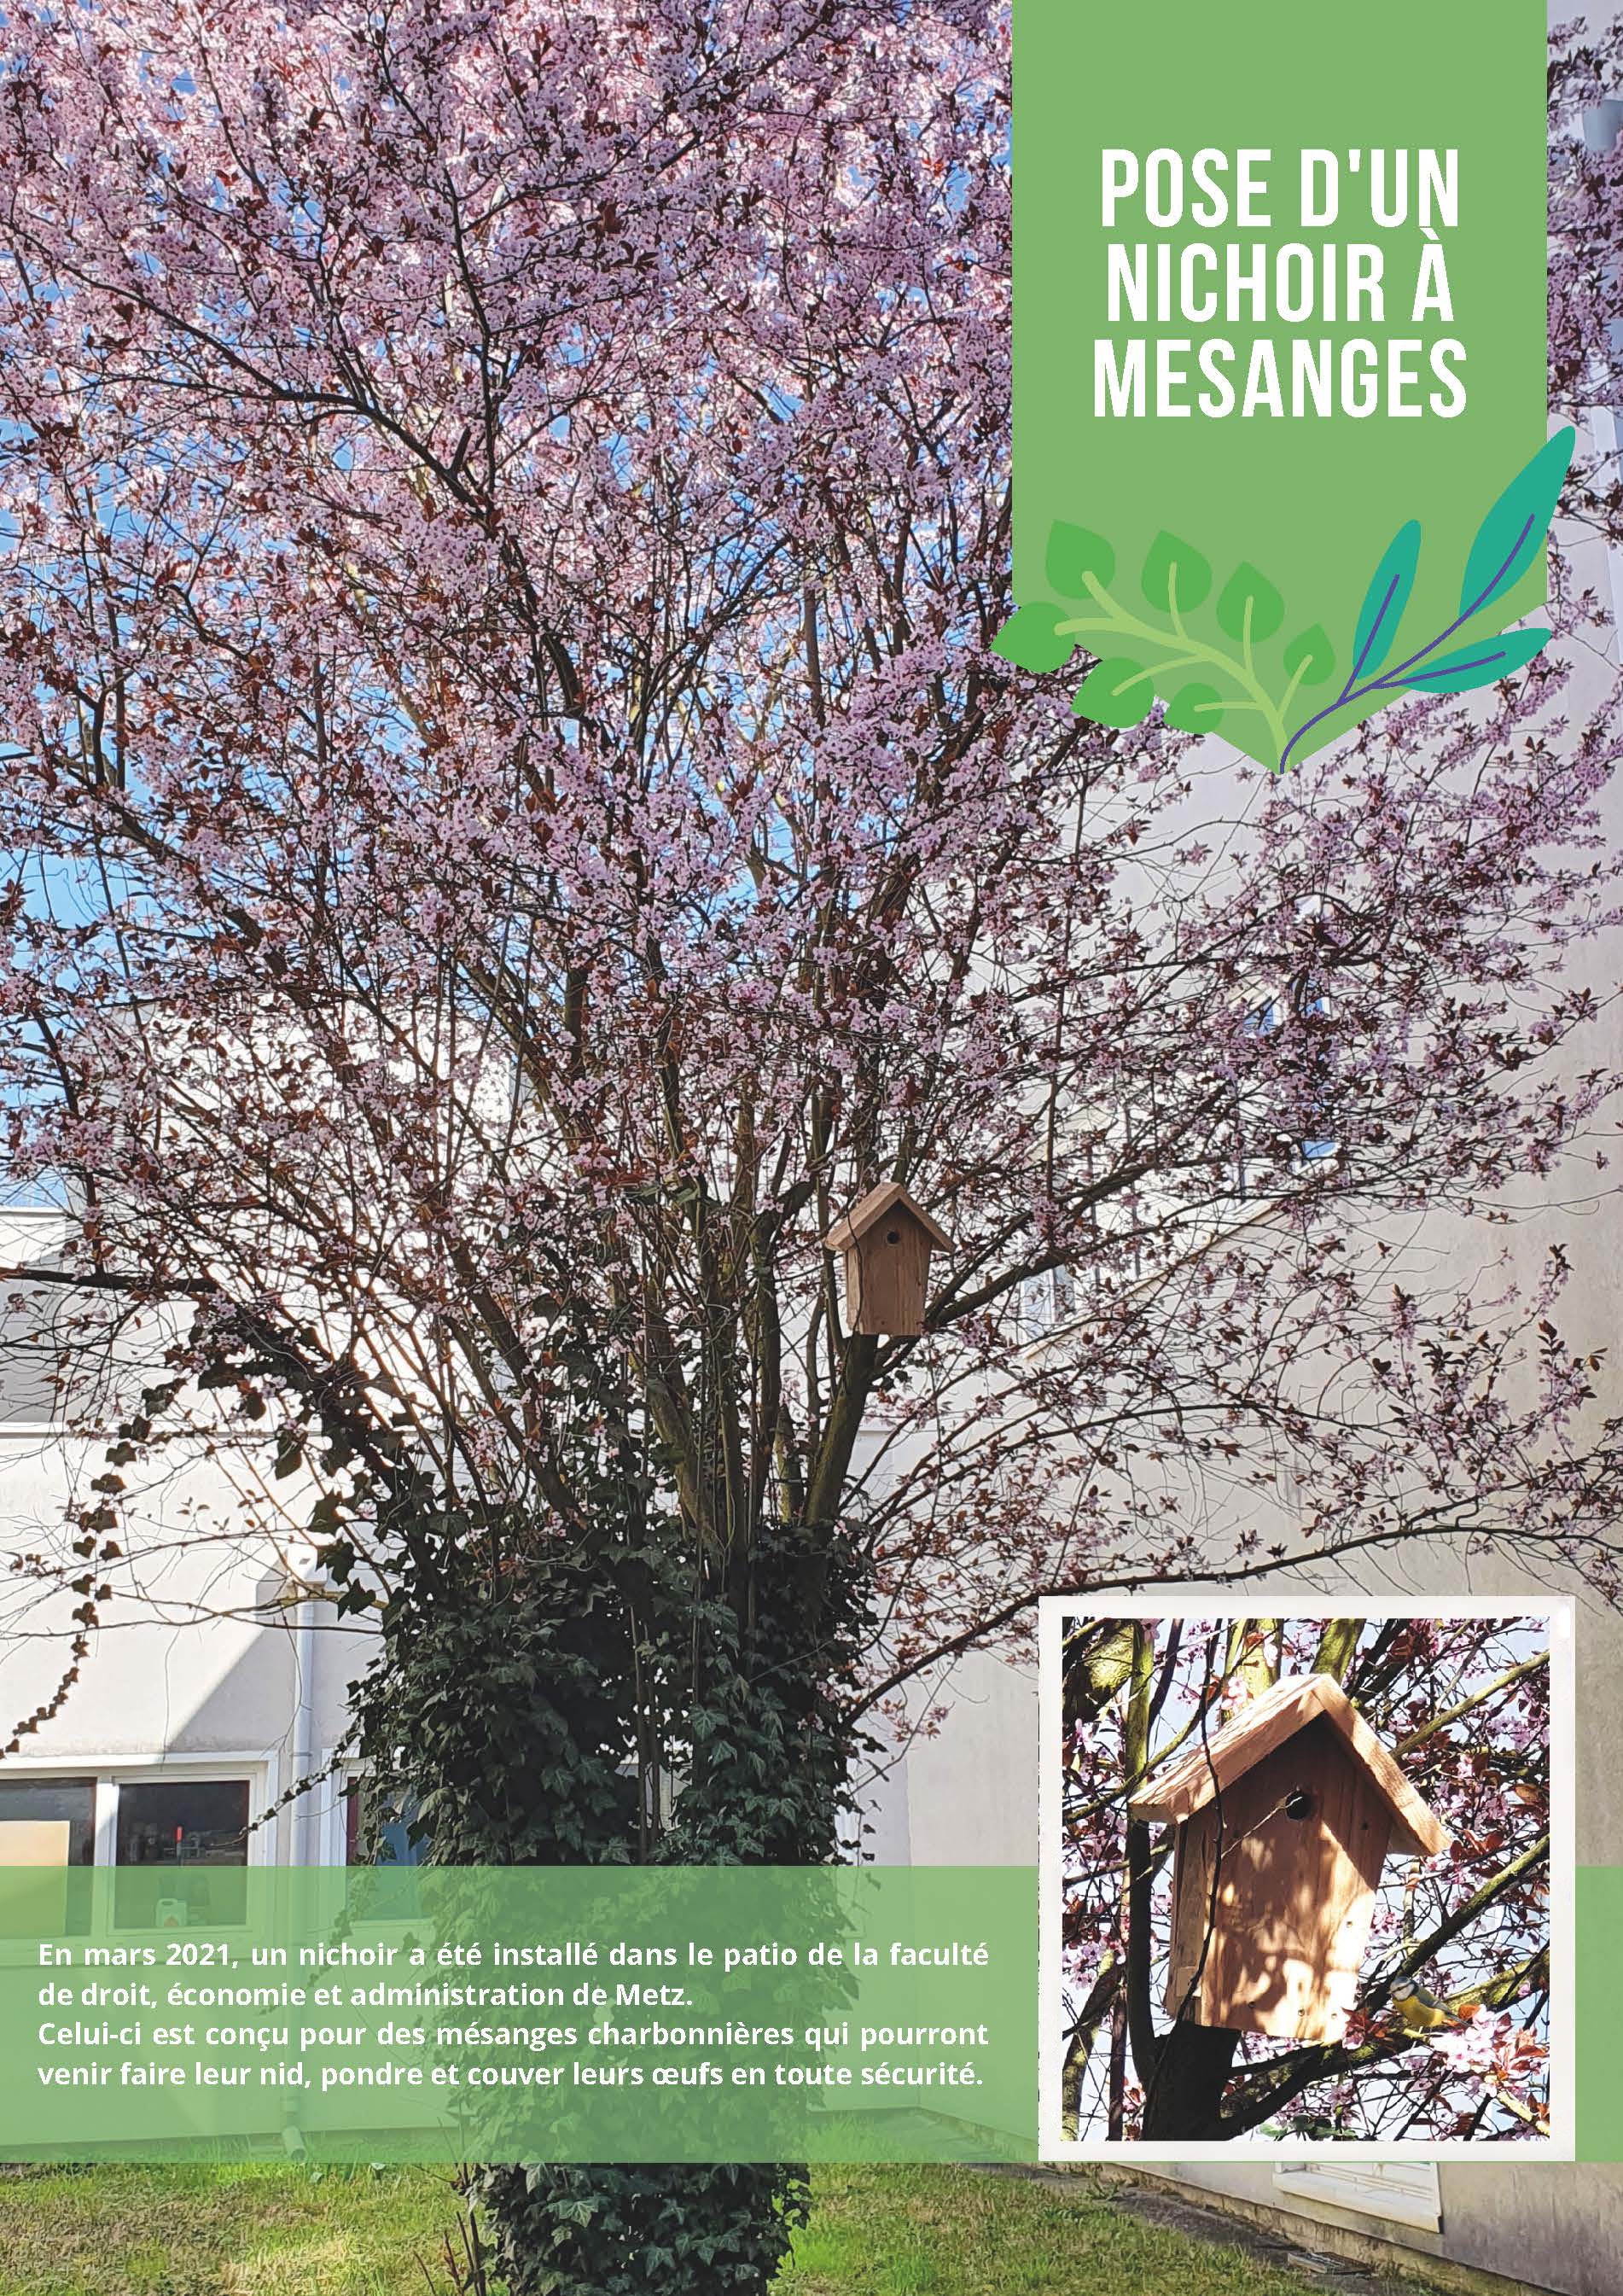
[0, 1219, 374, 1869]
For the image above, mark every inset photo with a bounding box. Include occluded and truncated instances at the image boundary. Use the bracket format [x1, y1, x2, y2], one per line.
[1038, 1601, 1573, 2159]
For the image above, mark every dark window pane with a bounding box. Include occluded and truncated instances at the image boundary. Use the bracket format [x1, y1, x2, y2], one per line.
[114, 1780, 250, 1929]
[0, 1777, 96, 1934]
[0, 1776, 96, 1861]
[344, 1778, 422, 1867]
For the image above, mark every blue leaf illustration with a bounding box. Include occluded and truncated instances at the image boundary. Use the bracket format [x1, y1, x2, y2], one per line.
[1458, 428, 1574, 621]
[1405, 626, 1551, 694]
[1350, 521, 1420, 681]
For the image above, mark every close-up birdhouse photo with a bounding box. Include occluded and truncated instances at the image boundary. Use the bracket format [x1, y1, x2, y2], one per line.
[1041, 1603, 1569, 2154]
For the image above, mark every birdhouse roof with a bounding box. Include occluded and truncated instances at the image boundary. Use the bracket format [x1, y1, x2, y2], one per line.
[823, 1181, 950, 1253]
[1126, 1673, 1449, 1860]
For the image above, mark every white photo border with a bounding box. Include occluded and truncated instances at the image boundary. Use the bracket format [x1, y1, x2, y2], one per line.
[1036, 1594, 1575, 2164]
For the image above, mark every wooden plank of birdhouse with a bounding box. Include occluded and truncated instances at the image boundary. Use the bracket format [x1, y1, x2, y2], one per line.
[1129, 1672, 1447, 1860]
[1320, 1686, 1449, 1859]
[1212, 1722, 1391, 2042]
[824, 1180, 950, 1252]
[1164, 1806, 1219, 2014]
[845, 1221, 932, 1335]
[1165, 1719, 1394, 2043]
[1133, 1677, 1331, 1823]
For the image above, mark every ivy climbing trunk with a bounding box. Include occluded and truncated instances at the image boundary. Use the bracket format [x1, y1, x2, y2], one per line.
[355, 1518, 863, 2296]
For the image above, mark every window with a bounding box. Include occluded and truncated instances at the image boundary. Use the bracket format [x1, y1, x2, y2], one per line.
[1274, 2162, 1441, 2234]
[1234, 990, 1339, 1195]
[0, 1768, 259, 1931]
[0, 1277, 71, 1427]
[0, 1774, 96, 1862]
[1021, 1263, 1077, 1337]
[0, 1776, 96, 1934]
[113, 1779, 251, 1929]
[342, 1777, 422, 1867]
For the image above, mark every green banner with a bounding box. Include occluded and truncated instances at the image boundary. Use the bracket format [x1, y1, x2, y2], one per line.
[4, 1861, 1617, 2160]
[0, 1866, 1037, 2164]
[1577, 1868, 1623, 2163]
[1009, 0, 1552, 768]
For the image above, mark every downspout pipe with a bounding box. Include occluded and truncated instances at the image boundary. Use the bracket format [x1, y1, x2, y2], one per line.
[286, 1544, 322, 1867]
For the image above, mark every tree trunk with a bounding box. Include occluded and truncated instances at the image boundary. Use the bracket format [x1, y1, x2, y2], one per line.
[354, 1523, 858, 2294]
[1139, 2021, 1242, 2141]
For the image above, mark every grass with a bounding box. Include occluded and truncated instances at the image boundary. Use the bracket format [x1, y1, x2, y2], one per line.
[782, 2165, 1356, 2295]
[0, 2160, 1382, 2295]
[0, 2164, 457, 2296]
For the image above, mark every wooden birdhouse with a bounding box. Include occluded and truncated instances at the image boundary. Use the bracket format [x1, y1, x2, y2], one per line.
[1127, 1673, 1448, 2046]
[823, 1182, 949, 1337]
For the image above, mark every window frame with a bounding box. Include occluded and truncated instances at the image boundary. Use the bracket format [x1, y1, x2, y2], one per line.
[330, 1760, 425, 1868]
[0, 1751, 279, 1954]
[0, 1204, 80, 1434]
[1020, 1262, 1079, 1342]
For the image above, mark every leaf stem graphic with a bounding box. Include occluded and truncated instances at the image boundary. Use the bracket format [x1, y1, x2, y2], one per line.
[1003, 433, 1566, 768]
[1279, 507, 1545, 773]
[1277, 656, 1315, 726]
[1057, 574, 1289, 759]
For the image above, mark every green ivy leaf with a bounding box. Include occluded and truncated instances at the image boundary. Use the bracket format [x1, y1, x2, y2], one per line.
[1140, 532, 1212, 615]
[1459, 428, 1574, 620]
[1162, 682, 1225, 734]
[1072, 657, 1155, 728]
[1046, 521, 1115, 598]
[992, 602, 1073, 673]
[1282, 625, 1335, 687]
[1351, 520, 1420, 679]
[1405, 626, 1551, 693]
[1216, 563, 1284, 644]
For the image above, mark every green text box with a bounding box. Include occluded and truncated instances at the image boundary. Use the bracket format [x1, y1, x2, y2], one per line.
[1014, 0, 1548, 766]
[0, 1865, 1037, 2164]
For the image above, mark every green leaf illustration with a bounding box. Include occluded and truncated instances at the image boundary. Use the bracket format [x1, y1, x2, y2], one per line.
[1046, 521, 1115, 599]
[1163, 682, 1225, 734]
[1405, 626, 1551, 693]
[1072, 656, 1155, 728]
[1140, 532, 1212, 616]
[1351, 520, 1420, 679]
[1282, 626, 1335, 687]
[1215, 563, 1284, 645]
[992, 602, 1073, 673]
[1458, 428, 1574, 620]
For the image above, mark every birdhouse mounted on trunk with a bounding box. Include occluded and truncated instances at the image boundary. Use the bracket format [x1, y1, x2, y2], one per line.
[823, 1182, 949, 1337]
[1127, 1673, 1448, 2046]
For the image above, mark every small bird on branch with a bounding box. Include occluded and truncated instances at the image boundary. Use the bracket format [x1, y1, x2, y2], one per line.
[1389, 1979, 1467, 2035]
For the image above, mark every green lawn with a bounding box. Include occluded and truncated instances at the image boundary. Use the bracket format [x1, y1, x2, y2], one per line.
[0, 2162, 1364, 2295]
[784, 2165, 1349, 2295]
